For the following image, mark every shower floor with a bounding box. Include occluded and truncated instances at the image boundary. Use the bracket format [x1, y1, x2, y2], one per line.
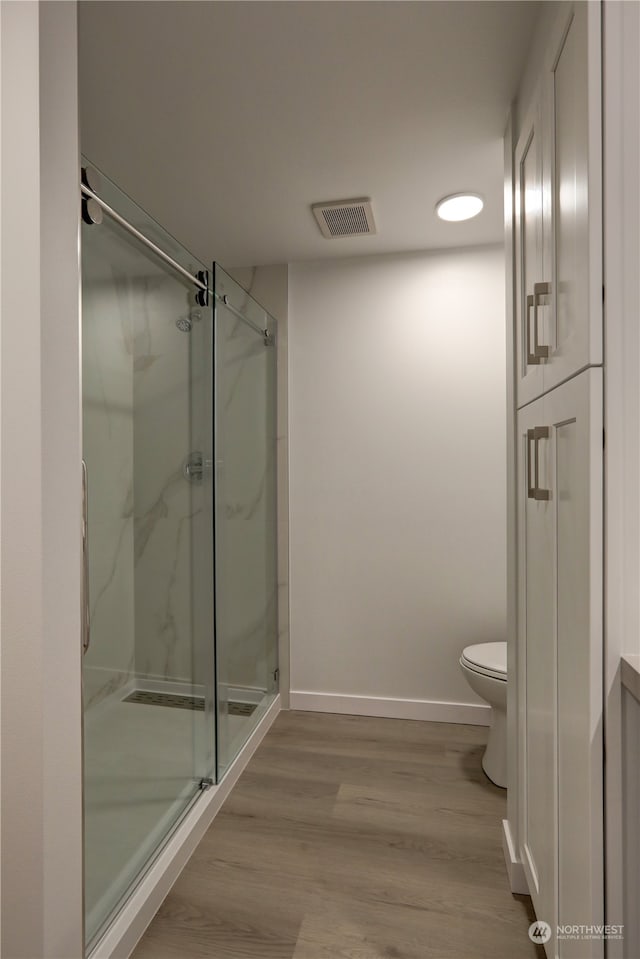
[84, 691, 256, 946]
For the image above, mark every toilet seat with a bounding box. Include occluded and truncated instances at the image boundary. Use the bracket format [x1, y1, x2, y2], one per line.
[460, 642, 507, 682]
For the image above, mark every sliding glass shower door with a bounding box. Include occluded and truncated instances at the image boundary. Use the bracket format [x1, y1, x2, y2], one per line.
[80, 166, 279, 950]
[214, 266, 278, 775]
[81, 164, 215, 948]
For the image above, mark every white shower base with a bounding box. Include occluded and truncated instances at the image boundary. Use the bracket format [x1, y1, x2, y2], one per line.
[88, 695, 281, 959]
[83, 691, 254, 946]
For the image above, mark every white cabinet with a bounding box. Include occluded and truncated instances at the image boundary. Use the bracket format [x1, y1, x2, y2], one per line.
[517, 368, 603, 958]
[517, 394, 555, 934]
[511, 1, 604, 952]
[514, 2, 601, 409]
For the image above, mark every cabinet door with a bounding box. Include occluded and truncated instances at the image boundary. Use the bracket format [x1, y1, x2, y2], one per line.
[545, 1, 602, 392]
[548, 369, 603, 959]
[515, 99, 547, 408]
[518, 369, 603, 958]
[517, 395, 556, 941]
[513, 3, 602, 409]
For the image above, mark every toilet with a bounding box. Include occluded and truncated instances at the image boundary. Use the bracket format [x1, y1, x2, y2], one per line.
[459, 642, 507, 788]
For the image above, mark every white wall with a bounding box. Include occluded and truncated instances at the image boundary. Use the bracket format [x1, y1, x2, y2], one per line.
[1, 2, 83, 956]
[288, 246, 506, 719]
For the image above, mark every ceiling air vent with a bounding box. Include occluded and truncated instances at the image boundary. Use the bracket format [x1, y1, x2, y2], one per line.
[312, 198, 376, 238]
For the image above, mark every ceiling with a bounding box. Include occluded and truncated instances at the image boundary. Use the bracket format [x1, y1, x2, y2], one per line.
[79, 1, 540, 268]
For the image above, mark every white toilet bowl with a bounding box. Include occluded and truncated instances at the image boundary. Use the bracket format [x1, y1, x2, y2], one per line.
[459, 642, 507, 788]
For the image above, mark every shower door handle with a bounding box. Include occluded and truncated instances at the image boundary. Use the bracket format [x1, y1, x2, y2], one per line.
[82, 459, 91, 655]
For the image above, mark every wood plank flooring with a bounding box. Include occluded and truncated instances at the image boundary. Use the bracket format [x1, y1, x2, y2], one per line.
[132, 711, 544, 959]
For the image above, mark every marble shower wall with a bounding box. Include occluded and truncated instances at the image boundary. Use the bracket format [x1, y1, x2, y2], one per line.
[215, 271, 274, 696]
[82, 269, 136, 708]
[83, 244, 208, 701]
[83, 252, 286, 702]
[132, 277, 207, 685]
[135, 262, 285, 693]
[225, 266, 289, 704]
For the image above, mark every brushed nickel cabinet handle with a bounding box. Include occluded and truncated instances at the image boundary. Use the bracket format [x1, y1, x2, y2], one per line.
[533, 426, 550, 501]
[533, 281, 550, 360]
[526, 282, 551, 366]
[526, 295, 539, 366]
[527, 429, 536, 499]
[82, 459, 91, 655]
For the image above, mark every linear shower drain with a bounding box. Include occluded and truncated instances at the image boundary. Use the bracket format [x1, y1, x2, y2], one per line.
[227, 701, 257, 717]
[123, 690, 257, 717]
[124, 690, 205, 711]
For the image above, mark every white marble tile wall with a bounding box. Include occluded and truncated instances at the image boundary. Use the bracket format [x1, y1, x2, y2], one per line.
[83, 254, 287, 705]
[215, 269, 274, 694]
[83, 250, 208, 701]
[225, 265, 289, 704]
[132, 276, 205, 684]
[82, 270, 136, 708]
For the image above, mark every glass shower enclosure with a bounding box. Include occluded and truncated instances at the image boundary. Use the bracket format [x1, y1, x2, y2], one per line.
[81, 164, 278, 950]
[214, 266, 279, 776]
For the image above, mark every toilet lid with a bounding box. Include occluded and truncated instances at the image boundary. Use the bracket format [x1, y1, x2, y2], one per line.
[461, 642, 507, 680]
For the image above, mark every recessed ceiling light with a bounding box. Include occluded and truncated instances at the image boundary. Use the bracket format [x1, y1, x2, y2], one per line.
[436, 193, 484, 222]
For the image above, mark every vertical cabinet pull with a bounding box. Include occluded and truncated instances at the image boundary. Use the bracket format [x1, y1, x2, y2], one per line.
[533, 282, 551, 360]
[526, 281, 551, 365]
[533, 425, 550, 500]
[527, 426, 551, 501]
[527, 429, 536, 498]
[526, 296, 537, 366]
[82, 459, 91, 655]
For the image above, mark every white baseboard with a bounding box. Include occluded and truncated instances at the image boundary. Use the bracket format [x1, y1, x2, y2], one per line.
[90, 694, 281, 959]
[289, 690, 490, 726]
[502, 818, 529, 895]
